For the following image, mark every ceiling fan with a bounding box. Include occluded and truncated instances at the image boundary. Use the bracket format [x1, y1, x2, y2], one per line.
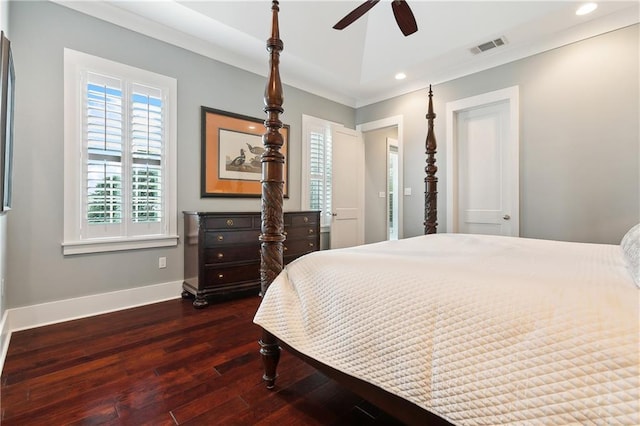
[333, 0, 418, 36]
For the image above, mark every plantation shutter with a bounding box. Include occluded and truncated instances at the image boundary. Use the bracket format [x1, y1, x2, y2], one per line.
[309, 129, 332, 227]
[84, 72, 124, 238]
[82, 73, 165, 239]
[130, 84, 163, 226]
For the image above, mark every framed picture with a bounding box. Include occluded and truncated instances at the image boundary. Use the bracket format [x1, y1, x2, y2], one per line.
[201, 107, 289, 197]
[0, 31, 14, 212]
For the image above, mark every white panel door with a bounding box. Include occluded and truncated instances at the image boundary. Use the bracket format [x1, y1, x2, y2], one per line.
[330, 126, 364, 249]
[457, 102, 513, 235]
[446, 86, 519, 237]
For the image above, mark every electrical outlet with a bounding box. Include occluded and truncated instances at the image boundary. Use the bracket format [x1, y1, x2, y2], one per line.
[159, 257, 167, 269]
[404, 187, 412, 196]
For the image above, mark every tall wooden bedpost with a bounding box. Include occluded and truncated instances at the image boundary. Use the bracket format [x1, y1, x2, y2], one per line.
[424, 85, 438, 234]
[259, 0, 284, 389]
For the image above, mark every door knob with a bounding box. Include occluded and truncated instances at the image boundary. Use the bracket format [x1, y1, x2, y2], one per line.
[503, 214, 511, 220]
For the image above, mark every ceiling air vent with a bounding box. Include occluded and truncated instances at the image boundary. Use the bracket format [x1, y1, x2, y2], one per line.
[470, 37, 507, 55]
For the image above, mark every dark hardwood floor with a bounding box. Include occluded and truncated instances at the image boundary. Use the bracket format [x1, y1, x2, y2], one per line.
[0, 295, 404, 425]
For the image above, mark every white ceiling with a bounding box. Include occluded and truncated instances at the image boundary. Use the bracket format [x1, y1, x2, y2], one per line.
[55, 0, 639, 107]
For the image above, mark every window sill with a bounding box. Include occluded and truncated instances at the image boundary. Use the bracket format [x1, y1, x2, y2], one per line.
[62, 235, 179, 255]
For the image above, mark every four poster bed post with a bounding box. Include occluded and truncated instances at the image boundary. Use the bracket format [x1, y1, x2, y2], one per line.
[253, 3, 456, 424]
[257, 0, 440, 399]
[424, 85, 437, 235]
[258, 0, 285, 389]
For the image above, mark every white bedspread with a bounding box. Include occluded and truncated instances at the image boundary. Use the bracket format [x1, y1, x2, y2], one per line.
[254, 234, 639, 425]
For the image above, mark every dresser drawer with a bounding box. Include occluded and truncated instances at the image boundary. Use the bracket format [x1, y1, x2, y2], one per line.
[204, 246, 260, 265]
[205, 229, 261, 246]
[204, 262, 260, 286]
[203, 215, 255, 230]
[285, 212, 318, 227]
[284, 238, 318, 256]
[285, 225, 317, 240]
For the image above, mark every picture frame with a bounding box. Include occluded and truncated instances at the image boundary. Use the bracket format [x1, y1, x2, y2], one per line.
[0, 31, 14, 212]
[201, 106, 289, 198]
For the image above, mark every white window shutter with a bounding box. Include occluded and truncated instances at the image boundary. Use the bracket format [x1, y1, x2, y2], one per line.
[83, 72, 125, 238]
[130, 83, 164, 235]
[303, 115, 333, 228]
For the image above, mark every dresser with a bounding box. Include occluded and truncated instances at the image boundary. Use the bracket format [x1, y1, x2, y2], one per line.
[183, 211, 320, 308]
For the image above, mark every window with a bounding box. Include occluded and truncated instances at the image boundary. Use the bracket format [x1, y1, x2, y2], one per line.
[63, 49, 177, 255]
[302, 115, 333, 228]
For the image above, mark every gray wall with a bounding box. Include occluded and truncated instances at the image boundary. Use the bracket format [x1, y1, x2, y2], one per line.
[357, 24, 639, 244]
[7, 1, 354, 308]
[364, 126, 397, 244]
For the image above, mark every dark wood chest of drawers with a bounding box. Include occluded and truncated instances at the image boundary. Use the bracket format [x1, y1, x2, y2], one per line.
[183, 211, 320, 308]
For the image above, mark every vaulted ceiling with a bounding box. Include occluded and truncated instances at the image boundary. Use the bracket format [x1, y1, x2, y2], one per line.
[55, 0, 639, 107]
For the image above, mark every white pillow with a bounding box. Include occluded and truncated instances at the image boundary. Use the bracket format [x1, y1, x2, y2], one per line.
[620, 223, 640, 288]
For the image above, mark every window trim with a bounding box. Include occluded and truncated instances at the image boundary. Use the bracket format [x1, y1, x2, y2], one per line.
[63, 49, 178, 255]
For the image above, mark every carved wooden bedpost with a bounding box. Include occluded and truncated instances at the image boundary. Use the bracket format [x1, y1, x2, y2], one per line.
[424, 85, 438, 234]
[259, 0, 284, 389]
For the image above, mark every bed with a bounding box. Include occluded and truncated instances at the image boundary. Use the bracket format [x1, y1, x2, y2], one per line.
[253, 2, 639, 424]
[255, 232, 640, 424]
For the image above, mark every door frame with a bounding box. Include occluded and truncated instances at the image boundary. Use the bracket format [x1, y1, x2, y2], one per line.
[445, 86, 520, 234]
[357, 115, 404, 239]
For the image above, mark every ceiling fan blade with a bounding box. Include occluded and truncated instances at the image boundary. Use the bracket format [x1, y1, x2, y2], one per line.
[391, 0, 418, 36]
[333, 0, 381, 30]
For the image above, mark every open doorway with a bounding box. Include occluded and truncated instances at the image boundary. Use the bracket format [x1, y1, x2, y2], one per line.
[357, 116, 403, 244]
[387, 139, 399, 240]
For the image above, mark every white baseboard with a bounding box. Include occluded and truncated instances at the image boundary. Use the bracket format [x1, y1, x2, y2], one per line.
[7, 280, 183, 333]
[0, 280, 183, 376]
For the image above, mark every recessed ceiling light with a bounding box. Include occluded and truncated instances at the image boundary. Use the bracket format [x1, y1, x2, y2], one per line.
[576, 3, 597, 15]
[395, 72, 406, 80]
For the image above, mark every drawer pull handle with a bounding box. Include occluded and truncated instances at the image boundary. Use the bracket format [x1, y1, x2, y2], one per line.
[217, 235, 224, 241]
[308, 229, 314, 234]
[283, 231, 287, 236]
[217, 253, 224, 259]
[218, 273, 224, 279]
[226, 219, 234, 226]
[303, 216, 309, 223]
[284, 246, 288, 251]
[309, 242, 314, 247]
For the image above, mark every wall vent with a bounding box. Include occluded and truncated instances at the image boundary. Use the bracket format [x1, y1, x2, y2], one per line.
[470, 37, 507, 55]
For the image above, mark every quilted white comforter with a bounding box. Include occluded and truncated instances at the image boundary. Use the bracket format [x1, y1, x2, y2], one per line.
[254, 234, 639, 425]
